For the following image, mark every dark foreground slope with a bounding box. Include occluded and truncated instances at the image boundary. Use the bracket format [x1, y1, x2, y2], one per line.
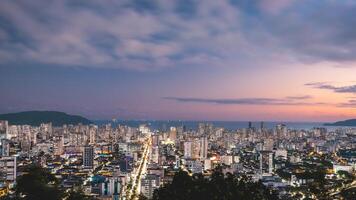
[0, 111, 92, 126]
[153, 170, 279, 200]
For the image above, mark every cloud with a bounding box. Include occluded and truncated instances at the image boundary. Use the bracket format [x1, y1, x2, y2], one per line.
[258, 0, 296, 14]
[0, 0, 356, 70]
[305, 82, 356, 94]
[337, 99, 356, 108]
[0, 0, 242, 70]
[286, 95, 313, 100]
[163, 96, 323, 106]
[263, 1, 356, 64]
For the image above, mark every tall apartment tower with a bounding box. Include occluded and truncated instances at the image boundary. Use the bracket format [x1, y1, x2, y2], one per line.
[83, 145, 94, 168]
[1, 139, 10, 157]
[0, 156, 17, 182]
[199, 137, 208, 160]
[169, 127, 177, 141]
[89, 128, 96, 144]
[140, 174, 160, 199]
[0, 121, 8, 140]
[259, 151, 274, 175]
[248, 121, 252, 129]
[184, 141, 192, 158]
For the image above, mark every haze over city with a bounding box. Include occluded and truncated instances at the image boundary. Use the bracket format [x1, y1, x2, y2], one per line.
[1, 0, 356, 121]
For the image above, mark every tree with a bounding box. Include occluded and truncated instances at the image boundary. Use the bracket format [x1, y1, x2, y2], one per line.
[11, 165, 97, 200]
[337, 170, 352, 179]
[66, 189, 97, 200]
[152, 170, 279, 200]
[138, 194, 149, 200]
[340, 187, 356, 200]
[15, 165, 63, 200]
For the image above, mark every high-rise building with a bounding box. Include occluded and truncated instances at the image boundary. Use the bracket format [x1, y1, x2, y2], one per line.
[7, 125, 18, 139]
[191, 140, 201, 159]
[0, 121, 8, 140]
[55, 136, 64, 156]
[141, 174, 160, 199]
[204, 159, 211, 170]
[198, 123, 205, 135]
[1, 139, 10, 157]
[152, 134, 159, 146]
[276, 124, 287, 138]
[0, 156, 16, 182]
[259, 151, 274, 175]
[151, 146, 159, 164]
[263, 139, 274, 151]
[268, 152, 274, 174]
[119, 156, 133, 172]
[199, 137, 208, 160]
[89, 127, 96, 144]
[83, 145, 94, 168]
[100, 177, 121, 199]
[169, 127, 177, 141]
[139, 124, 150, 134]
[40, 123, 52, 140]
[184, 141, 192, 158]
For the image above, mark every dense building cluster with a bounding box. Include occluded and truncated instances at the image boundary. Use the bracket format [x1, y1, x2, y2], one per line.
[0, 120, 355, 199]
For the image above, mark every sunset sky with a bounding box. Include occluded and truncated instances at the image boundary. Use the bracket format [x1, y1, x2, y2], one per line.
[0, 0, 356, 121]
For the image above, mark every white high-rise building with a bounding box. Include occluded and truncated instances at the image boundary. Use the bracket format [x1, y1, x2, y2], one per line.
[151, 146, 159, 164]
[89, 126, 97, 144]
[141, 174, 160, 199]
[204, 159, 211, 170]
[268, 152, 274, 174]
[184, 141, 192, 158]
[0, 156, 17, 182]
[8, 125, 18, 139]
[100, 177, 121, 198]
[169, 127, 177, 141]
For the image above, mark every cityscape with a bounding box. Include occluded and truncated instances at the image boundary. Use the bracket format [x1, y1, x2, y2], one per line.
[0, 118, 355, 199]
[0, 0, 356, 200]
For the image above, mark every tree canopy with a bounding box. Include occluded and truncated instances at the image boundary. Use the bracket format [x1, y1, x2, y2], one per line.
[15, 165, 63, 200]
[152, 170, 279, 200]
[8, 165, 96, 200]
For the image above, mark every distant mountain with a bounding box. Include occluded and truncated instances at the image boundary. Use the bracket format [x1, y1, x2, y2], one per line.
[324, 119, 356, 127]
[0, 111, 92, 126]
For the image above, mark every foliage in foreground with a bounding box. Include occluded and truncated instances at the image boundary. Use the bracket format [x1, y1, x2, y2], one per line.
[152, 170, 279, 200]
[4, 165, 96, 200]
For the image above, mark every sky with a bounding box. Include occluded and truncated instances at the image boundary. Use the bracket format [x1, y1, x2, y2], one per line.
[0, 0, 356, 122]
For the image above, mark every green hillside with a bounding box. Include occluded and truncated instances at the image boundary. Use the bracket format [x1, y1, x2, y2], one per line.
[0, 111, 92, 126]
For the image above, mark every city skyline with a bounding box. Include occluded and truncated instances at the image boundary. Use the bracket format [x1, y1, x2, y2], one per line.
[1, 0, 356, 121]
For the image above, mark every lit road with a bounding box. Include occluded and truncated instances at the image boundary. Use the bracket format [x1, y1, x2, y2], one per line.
[122, 135, 151, 200]
[328, 180, 356, 197]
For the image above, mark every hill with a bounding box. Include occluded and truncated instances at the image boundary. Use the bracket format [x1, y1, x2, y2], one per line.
[0, 111, 92, 126]
[324, 119, 356, 127]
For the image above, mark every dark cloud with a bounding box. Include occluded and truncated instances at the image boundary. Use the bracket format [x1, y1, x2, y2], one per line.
[0, 0, 355, 70]
[163, 96, 323, 106]
[305, 82, 356, 94]
[258, 1, 356, 64]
